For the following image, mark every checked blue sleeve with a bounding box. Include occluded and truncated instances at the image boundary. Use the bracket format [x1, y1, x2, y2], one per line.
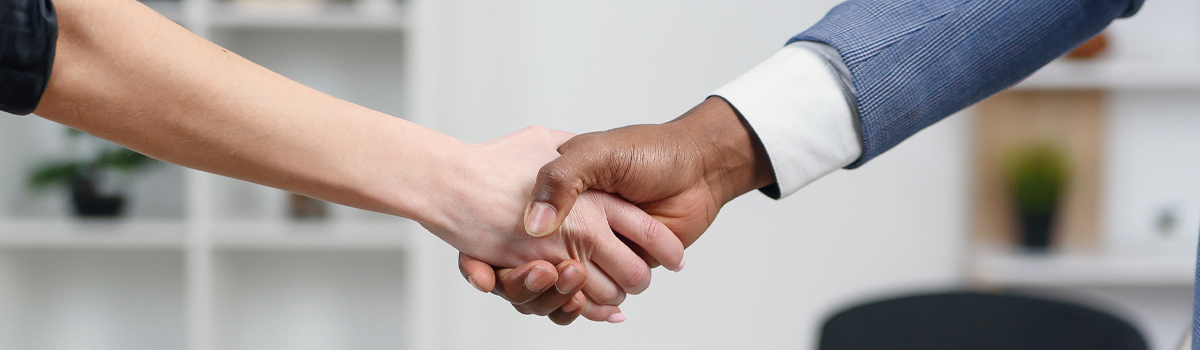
[792, 0, 1143, 168]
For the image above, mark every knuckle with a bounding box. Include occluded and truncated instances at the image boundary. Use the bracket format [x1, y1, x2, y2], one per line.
[537, 165, 568, 181]
[637, 216, 664, 245]
[591, 287, 626, 306]
[528, 125, 552, 139]
[537, 166, 578, 191]
[619, 264, 651, 293]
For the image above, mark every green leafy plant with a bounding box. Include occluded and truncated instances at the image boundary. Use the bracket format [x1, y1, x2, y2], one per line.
[1005, 143, 1071, 217]
[28, 128, 156, 190]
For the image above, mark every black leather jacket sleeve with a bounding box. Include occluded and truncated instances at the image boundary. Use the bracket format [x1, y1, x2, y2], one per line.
[0, 0, 56, 115]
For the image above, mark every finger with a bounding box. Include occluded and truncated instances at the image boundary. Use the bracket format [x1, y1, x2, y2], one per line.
[548, 291, 586, 325]
[601, 193, 685, 272]
[459, 253, 495, 293]
[554, 259, 588, 295]
[619, 234, 662, 269]
[525, 142, 608, 238]
[510, 260, 588, 316]
[579, 293, 626, 323]
[493, 260, 558, 305]
[582, 259, 627, 305]
[585, 218, 654, 295]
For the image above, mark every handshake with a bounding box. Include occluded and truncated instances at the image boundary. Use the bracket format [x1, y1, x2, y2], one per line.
[437, 98, 774, 325]
[21, 0, 778, 327]
[27, 0, 1127, 329]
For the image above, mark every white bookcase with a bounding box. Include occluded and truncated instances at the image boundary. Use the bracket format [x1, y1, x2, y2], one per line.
[964, 2, 1200, 348]
[965, 0, 1200, 285]
[0, 0, 446, 349]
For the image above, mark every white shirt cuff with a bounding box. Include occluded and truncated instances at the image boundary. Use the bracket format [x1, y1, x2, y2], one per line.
[712, 41, 861, 199]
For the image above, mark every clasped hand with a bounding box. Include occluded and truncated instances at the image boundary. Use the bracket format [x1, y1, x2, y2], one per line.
[425, 125, 689, 324]
[456, 98, 774, 325]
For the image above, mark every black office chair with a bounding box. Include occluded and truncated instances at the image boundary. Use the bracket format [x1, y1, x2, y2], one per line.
[819, 291, 1148, 350]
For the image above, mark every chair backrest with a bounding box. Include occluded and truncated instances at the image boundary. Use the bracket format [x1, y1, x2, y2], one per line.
[819, 291, 1147, 350]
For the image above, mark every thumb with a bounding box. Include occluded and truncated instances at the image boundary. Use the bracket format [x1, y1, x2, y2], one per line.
[524, 150, 607, 237]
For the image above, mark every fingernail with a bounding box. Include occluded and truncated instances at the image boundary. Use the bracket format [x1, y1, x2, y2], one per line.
[467, 275, 485, 293]
[672, 258, 686, 272]
[555, 265, 584, 294]
[561, 292, 584, 313]
[525, 202, 557, 237]
[606, 313, 627, 323]
[525, 266, 554, 293]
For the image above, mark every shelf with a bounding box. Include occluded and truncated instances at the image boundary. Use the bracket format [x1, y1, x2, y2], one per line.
[210, 220, 416, 250]
[0, 219, 418, 250]
[209, 3, 407, 31]
[969, 246, 1195, 287]
[0, 220, 186, 250]
[1013, 59, 1200, 90]
[212, 250, 407, 350]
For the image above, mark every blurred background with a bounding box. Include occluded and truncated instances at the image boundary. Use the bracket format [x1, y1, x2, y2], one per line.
[0, 0, 1197, 349]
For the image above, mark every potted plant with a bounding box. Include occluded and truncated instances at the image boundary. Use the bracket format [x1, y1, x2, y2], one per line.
[28, 128, 157, 218]
[1004, 143, 1071, 250]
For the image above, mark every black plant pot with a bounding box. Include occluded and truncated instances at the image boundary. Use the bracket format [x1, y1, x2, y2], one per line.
[70, 176, 125, 218]
[1017, 211, 1055, 250]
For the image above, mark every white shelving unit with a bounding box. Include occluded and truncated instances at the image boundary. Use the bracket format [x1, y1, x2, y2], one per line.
[968, 245, 1195, 288]
[966, 5, 1200, 347]
[0, 0, 444, 349]
[968, 1, 1200, 287]
[0, 220, 187, 249]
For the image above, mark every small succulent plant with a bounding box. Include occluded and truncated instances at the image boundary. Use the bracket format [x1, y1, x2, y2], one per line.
[29, 128, 155, 190]
[1005, 143, 1071, 218]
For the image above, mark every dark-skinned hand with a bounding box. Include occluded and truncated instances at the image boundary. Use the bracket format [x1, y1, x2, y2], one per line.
[459, 97, 777, 324]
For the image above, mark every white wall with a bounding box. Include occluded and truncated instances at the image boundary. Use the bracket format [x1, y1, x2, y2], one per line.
[1106, 90, 1200, 254]
[1102, 0, 1200, 255]
[425, 1, 972, 349]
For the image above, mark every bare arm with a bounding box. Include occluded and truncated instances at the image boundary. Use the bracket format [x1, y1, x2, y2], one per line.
[36, 0, 448, 220]
[30, 0, 684, 313]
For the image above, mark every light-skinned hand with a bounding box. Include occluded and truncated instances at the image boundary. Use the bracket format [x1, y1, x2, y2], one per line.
[459, 97, 774, 323]
[430, 126, 685, 313]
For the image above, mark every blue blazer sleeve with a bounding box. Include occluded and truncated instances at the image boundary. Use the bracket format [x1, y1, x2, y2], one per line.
[791, 0, 1142, 168]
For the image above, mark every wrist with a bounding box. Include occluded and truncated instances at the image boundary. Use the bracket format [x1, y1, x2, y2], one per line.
[667, 97, 776, 204]
[348, 121, 471, 229]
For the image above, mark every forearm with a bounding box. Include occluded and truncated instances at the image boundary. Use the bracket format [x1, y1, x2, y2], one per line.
[34, 0, 461, 219]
